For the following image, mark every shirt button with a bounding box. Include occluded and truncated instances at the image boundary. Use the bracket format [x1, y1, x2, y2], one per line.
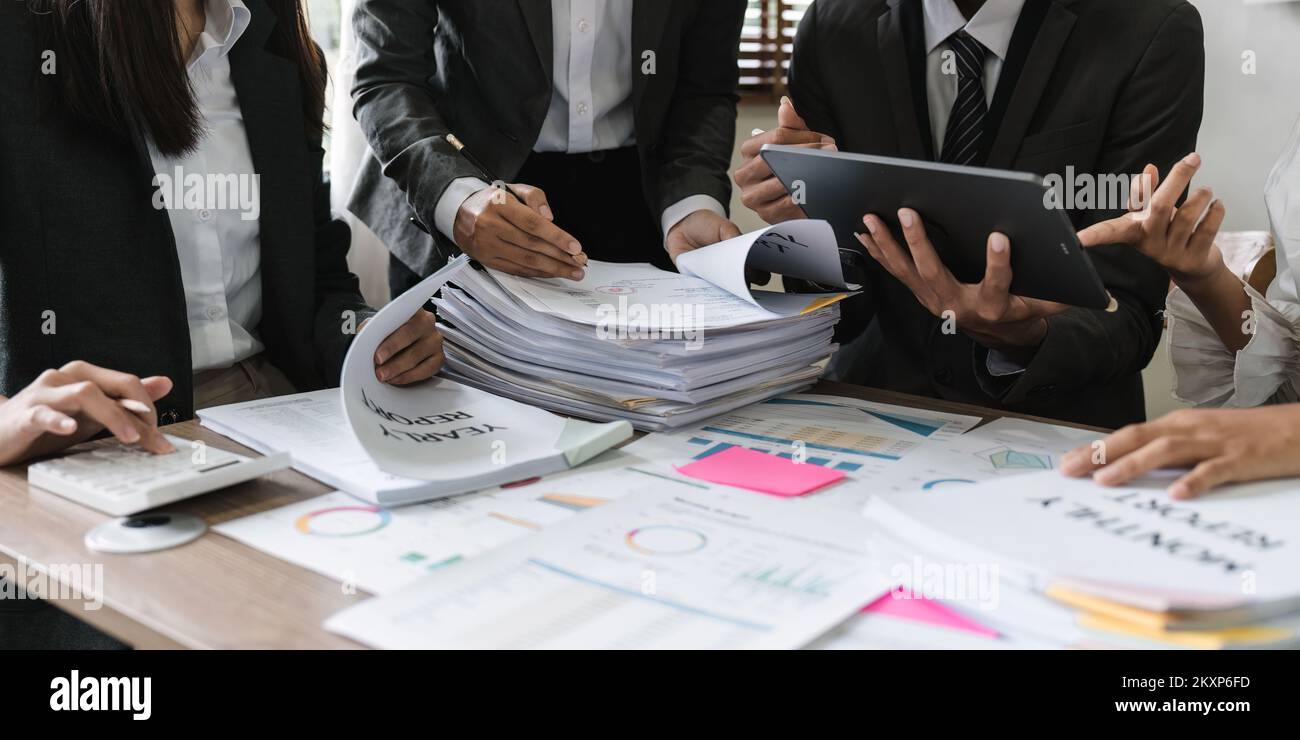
[577, 18, 590, 33]
[206, 306, 225, 321]
[198, 209, 213, 222]
[576, 102, 589, 115]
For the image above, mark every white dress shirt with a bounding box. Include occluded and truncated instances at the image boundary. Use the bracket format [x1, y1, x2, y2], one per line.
[923, 0, 1026, 157]
[1168, 115, 1300, 407]
[433, 0, 726, 248]
[923, 0, 1028, 376]
[147, 0, 263, 372]
[535, 0, 637, 153]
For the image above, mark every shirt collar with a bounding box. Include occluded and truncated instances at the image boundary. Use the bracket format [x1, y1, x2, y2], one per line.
[922, 0, 1027, 61]
[188, 0, 252, 67]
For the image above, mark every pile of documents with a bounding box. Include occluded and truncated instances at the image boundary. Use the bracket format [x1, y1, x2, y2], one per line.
[200, 256, 632, 506]
[862, 471, 1300, 649]
[434, 220, 857, 430]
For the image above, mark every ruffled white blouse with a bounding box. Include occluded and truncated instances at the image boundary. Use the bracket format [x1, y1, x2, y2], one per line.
[1168, 116, 1300, 407]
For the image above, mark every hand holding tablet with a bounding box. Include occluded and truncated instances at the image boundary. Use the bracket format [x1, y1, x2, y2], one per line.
[856, 210, 1069, 351]
[759, 145, 1116, 311]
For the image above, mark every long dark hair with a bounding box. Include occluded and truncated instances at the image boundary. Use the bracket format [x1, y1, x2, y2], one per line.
[32, 0, 326, 156]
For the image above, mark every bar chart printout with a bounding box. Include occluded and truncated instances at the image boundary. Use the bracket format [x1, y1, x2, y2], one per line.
[631, 394, 977, 465]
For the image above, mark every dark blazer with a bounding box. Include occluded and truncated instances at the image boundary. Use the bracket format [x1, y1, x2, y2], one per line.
[348, 0, 747, 279]
[0, 0, 373, 423]
[789, 0, 1204, 428]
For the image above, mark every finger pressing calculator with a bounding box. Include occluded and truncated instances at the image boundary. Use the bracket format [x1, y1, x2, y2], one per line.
[28, 435, 290, 516]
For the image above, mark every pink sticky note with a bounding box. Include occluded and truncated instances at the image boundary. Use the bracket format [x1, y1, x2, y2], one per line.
[862, 590, 1000, 639]
[675, 446, 844, 497]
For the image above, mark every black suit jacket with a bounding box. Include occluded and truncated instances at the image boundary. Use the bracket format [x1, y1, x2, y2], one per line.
[789, 0, 1204, 428]
[0, 0, 372, 423]
[348, 0, 747, 279]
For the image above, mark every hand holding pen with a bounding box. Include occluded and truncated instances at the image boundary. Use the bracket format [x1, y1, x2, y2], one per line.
[446, 134, 589, 280]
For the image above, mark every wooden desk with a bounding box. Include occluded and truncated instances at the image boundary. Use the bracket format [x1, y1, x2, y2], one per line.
[0, 383, 1107, 649]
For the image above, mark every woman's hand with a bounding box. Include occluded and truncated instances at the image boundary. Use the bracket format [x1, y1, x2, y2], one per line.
[0, 362, 173, 467]
[1076, 153, 1227, 287]
[1060, 405, 1300, 499]
[370, 310, 445, 385]
[1078, 152, 1256, 352]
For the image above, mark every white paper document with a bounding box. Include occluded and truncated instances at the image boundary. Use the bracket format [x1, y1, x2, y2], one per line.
[864, 470, 1300, 614]
[339, 256, 631, 483]
[868, 417, 1102, 495]
[624, 393, 981, 510]
[213, 451, 653, 594]
[677, 219, 855, 314]
[198, 389, 429, 503]
[488, 219, 855, 331]
[326, 487, 890, 649]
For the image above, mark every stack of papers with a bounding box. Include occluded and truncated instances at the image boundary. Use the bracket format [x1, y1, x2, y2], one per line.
[862, 470, 1300, 649]
[434, 221, 856, 430]
[199, 256, 631, 506]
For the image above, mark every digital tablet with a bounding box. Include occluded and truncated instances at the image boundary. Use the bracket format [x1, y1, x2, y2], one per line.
[760, 145, 1112, 309]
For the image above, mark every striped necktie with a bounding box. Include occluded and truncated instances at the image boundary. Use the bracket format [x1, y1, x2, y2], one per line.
[939, 31, 990, 165]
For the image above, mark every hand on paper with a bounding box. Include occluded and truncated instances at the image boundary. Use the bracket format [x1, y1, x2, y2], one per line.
[1060, 405, 1300, 499]
[366, 310, 445, 386]
[734, 96, 836, 224]
[0, 361, 173, 466]
[666, 209, 743, 265]
[857, 209, 1069, 351]
[1077, 153, 1228, 287]
[453, 183, 588, 280]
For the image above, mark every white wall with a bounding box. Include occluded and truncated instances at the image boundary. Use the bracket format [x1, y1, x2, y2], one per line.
[1192, 0, 1300, 232]
[1144, 0, 1300, 417]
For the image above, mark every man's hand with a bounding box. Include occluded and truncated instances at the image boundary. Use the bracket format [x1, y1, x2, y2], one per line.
[734, 96, 836, 224]
[1060, 405, 1300, 500]
[453, 183, 588, 280]
[0, 362, 174, 467]
[367, 311, 445, 386]
[665, 210, 743, 265]
[857, 209, 1070, 350]
[1077, 153, 1227, 287]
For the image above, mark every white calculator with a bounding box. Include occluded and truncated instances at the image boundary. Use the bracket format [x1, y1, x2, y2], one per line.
[28, 435, 291, 516]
